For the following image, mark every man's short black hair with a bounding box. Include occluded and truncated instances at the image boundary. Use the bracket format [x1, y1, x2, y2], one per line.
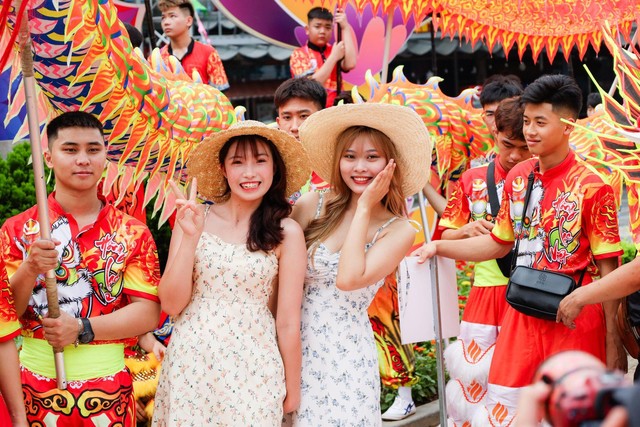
[158, 0, 194, 18]
[495, 97, 525, 141]
[307, 7, 333, 22]
[274, 78, 327, 111]
[123, 23, 143, 49]
[479, 74, 523, 107]
[587, 92, 602, 109]
[179, 1, 194, 18]
[521, 74, 582, 119]
[46, 111, 105, 146]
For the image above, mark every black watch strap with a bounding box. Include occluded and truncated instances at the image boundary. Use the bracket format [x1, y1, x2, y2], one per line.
[79, 317, 95, 344]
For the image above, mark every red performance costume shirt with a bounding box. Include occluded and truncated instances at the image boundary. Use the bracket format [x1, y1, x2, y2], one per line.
[290, 44, 337, 107]
[0, 193, 161, 346]
[0, 253, 20, 427]
[0, 255, 20, 343]
[491, 153, 622, 278]
[482, 153, 623, 420]
[161, 39, 229, 90]
[439, 158, 509, 287]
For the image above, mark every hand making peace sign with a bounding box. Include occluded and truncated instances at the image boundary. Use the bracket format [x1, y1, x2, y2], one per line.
[169, 178, 205, 237]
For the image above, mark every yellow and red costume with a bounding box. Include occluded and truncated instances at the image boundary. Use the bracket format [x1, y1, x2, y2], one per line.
[0, 193, 161, 427]
[368, 274, 418, 390]
[0, 254, 21, 425]
[290, 43, 338, 107]
[479, 153, 622, 426]
[160, 39, 229, 90]
[438, 157, 510, 426]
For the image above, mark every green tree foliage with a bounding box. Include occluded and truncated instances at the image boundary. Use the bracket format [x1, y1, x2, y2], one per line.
[0, 142, 54, 223]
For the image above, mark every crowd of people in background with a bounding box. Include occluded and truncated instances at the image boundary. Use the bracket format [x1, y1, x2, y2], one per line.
[1, 2, 639, 427]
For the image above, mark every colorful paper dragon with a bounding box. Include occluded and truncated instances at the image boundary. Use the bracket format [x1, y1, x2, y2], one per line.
[1, 0, 236, 224]
[571, 25, 640, 247]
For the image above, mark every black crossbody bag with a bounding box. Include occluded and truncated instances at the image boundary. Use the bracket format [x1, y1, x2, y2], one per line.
[487, 161, 515, 278]
[505, 169, 586, 321]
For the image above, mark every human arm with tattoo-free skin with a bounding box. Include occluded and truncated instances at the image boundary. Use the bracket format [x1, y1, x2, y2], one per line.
[337, 161, 416, 291]
[42, 296, 160, 348]
[138, 331, 166, 361]
[422, 182, 447, 217]
[35, 221, 161, 347]
[411, 233, 513, 264]
[290, 191, 320, 233]
[158, 180, 205, 316]
[311, 43, 344, 87]
[0, 339, 27, 427]
[272, 218, 306, 413]
[556, 257, 626, 371]
[441, 220, 494, 240]
[598, 257, 627, 372]
[8, 238, 60, 316]
[557, 257, 640, 326]
[334, 9, 357, 71]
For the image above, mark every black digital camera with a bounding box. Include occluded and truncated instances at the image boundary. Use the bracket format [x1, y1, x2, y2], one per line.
[536, 351, 640, 427]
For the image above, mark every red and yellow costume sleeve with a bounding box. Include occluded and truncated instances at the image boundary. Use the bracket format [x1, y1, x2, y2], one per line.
[290, 46, 314, 78]
[439, 179, 469, 230]
[206, 47, 229, 91]
[121, 226, 161, 301]
[0, 254, 20, 343]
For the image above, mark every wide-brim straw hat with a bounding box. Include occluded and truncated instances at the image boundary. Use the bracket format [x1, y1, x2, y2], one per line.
[298, 103, 431, 197]
[188, 120, 311, 202]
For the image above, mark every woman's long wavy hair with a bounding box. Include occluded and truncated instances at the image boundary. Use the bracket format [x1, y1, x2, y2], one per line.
[304, 126, 406, 250]
[219, 135, 292, 252]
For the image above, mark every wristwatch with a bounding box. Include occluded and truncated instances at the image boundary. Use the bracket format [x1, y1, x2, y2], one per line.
[77, 317, 95, 344]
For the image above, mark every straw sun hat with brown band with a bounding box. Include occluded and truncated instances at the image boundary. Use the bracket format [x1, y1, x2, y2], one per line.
[188, 120, 311, 203]
[298, 103, 432, 198]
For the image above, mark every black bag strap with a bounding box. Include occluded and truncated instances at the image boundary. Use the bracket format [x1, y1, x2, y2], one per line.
[509, 169, 535, 272]
[576, 268, 586, 287]
[487, 161, 500, 220]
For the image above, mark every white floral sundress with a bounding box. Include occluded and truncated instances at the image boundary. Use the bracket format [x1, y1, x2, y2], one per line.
[153, 229, 285, 426]
[291, 195, 398, 427]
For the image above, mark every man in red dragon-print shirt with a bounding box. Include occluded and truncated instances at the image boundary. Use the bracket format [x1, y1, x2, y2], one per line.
[1, 111, 161, 426]
[412, 75, 624, 426]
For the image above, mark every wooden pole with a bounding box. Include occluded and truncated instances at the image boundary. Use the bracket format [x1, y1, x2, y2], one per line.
[381, 13, 393, 83]
[18, 8, 67, 390]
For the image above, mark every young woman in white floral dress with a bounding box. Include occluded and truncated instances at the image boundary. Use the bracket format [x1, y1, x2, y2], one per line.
[289, 103, 432, 426]
[152, 121, 310, 426]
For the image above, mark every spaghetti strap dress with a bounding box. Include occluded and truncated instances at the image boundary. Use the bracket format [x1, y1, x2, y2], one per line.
[153, 206, 285, 426]
[291, 194, 398, 427]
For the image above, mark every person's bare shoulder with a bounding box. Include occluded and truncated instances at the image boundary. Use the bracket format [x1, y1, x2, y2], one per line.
[291, 191, 321, 231]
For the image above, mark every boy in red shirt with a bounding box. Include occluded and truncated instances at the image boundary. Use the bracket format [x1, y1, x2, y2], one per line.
[413, 75, 624, 426]
[159, 0, 229, 90]
[290, 7, 356, 107]
[437, 97, 531, 426]
[274, 77, 328, 199]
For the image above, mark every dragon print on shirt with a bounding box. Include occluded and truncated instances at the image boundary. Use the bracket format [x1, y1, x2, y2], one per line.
[17, 217, 93, 321]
